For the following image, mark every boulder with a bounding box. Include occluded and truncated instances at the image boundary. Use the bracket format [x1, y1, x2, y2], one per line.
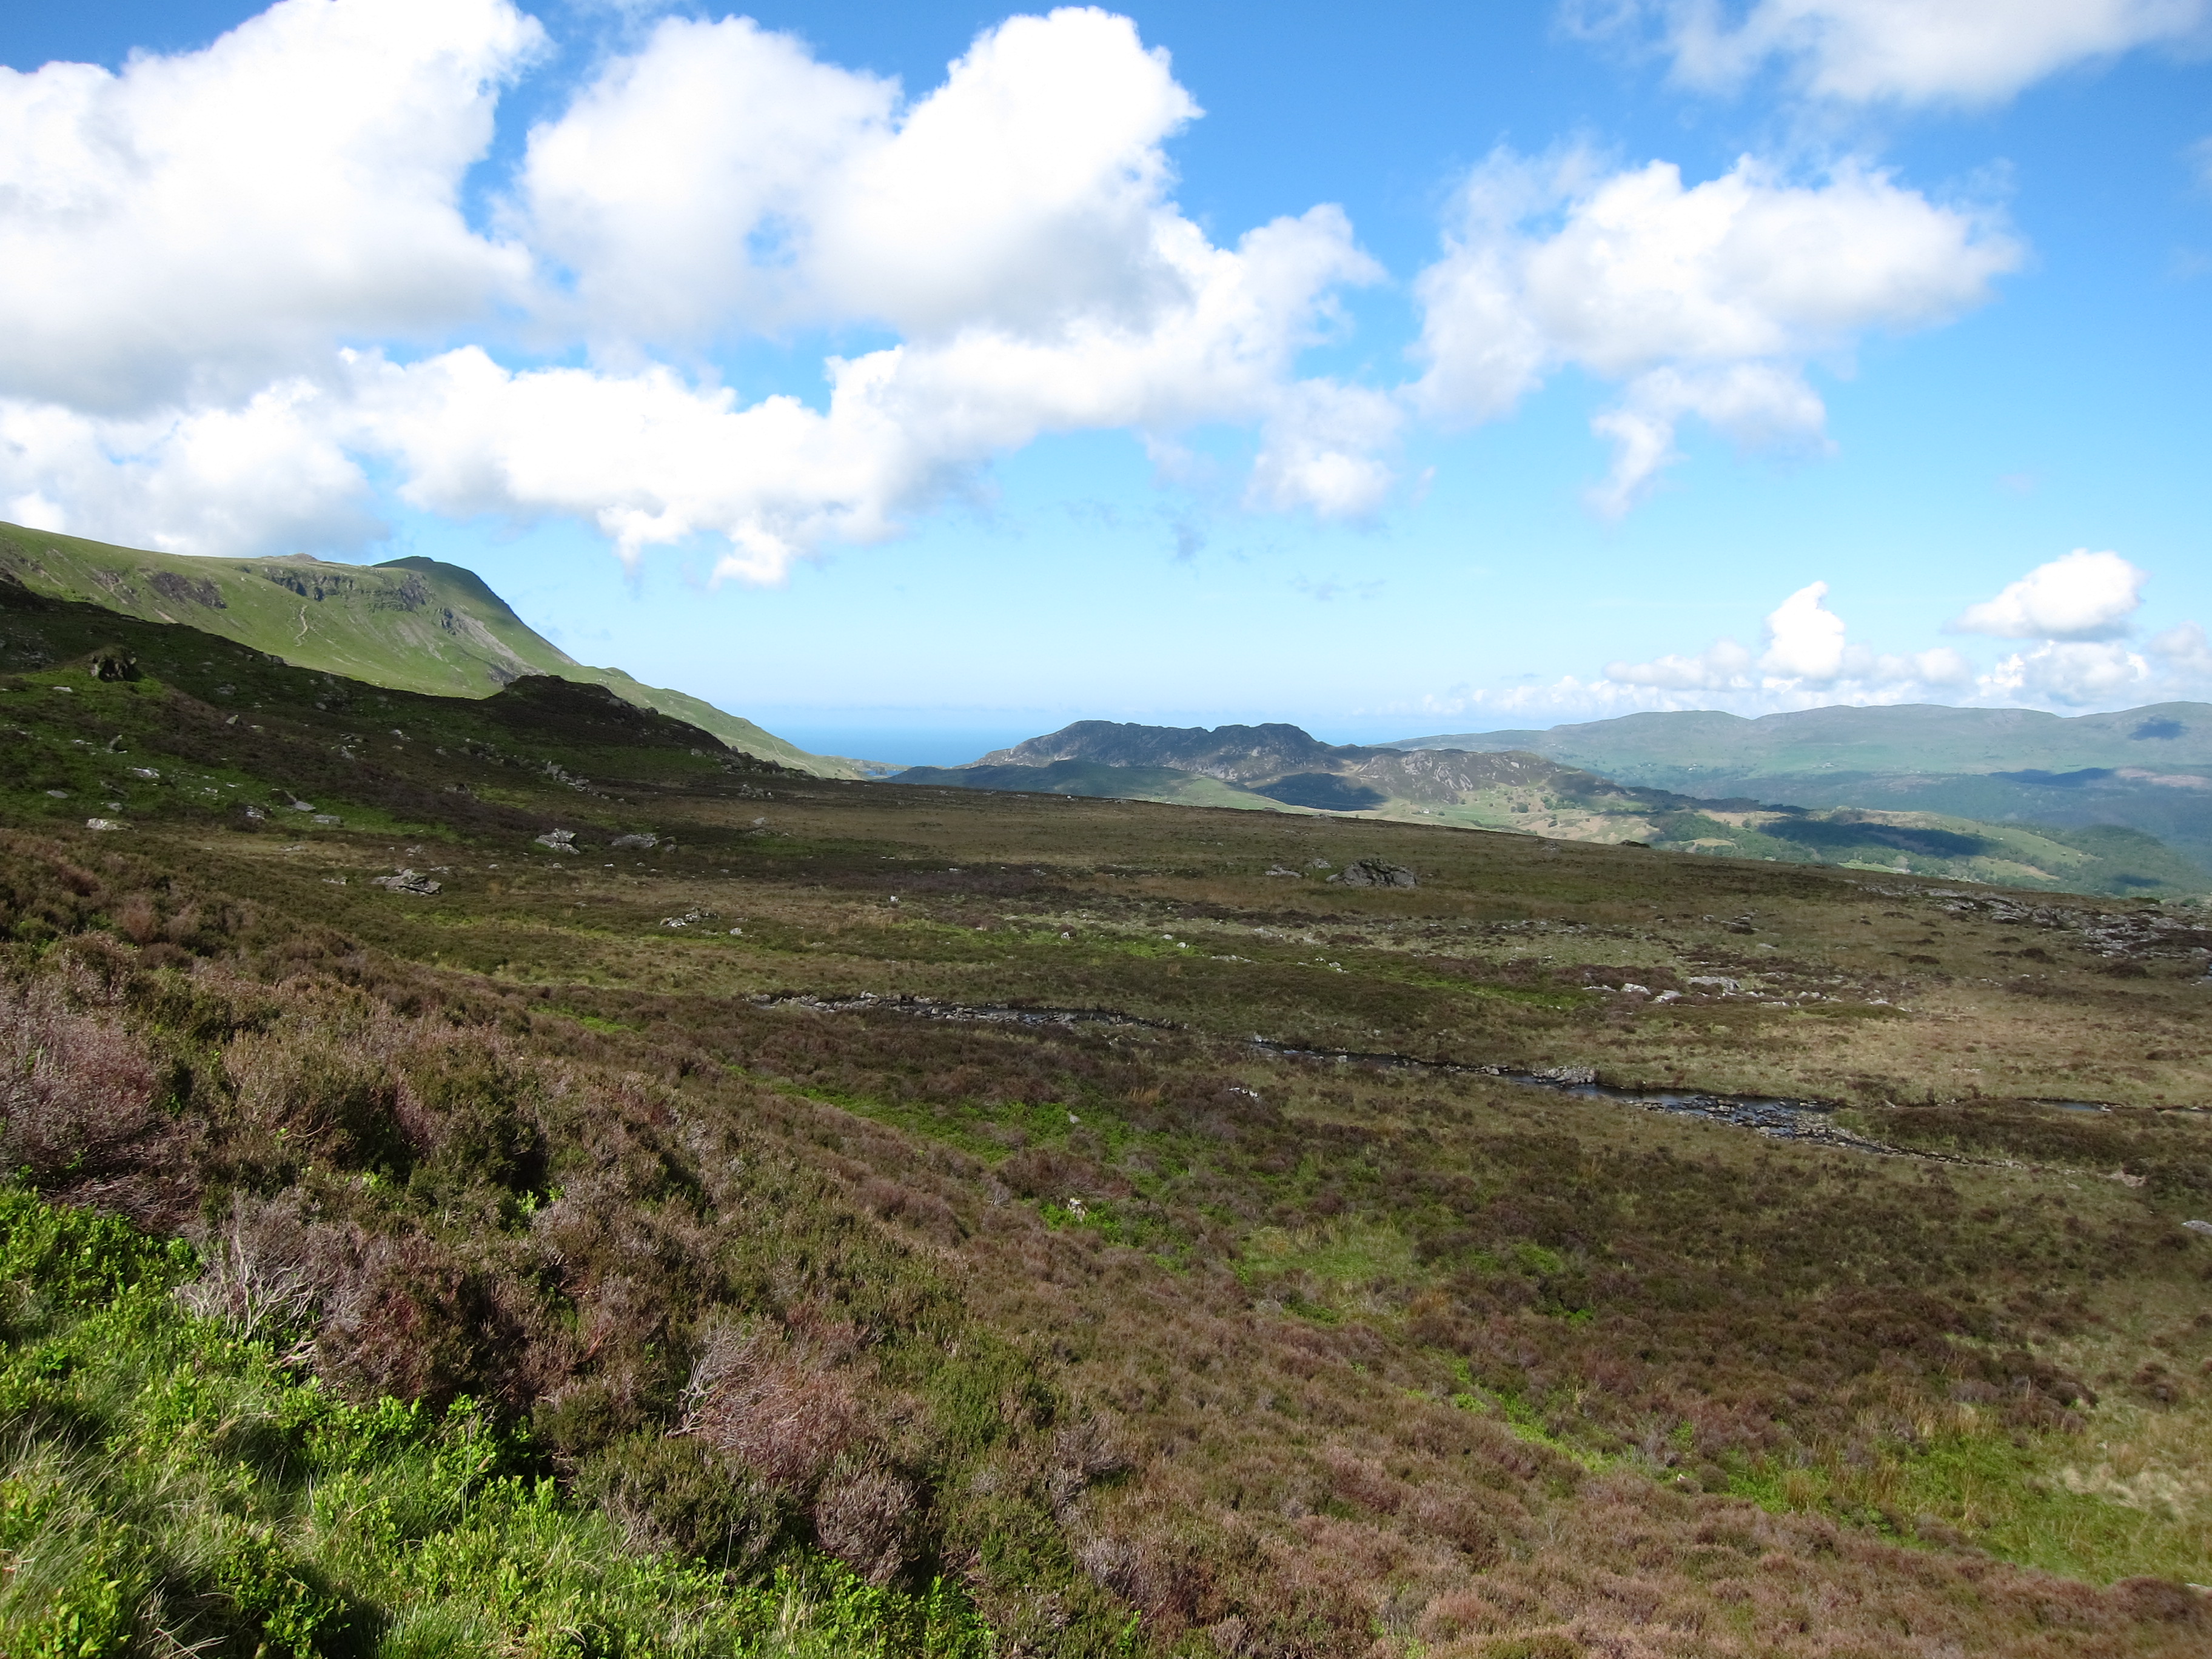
[372, 869, 442, 897]
[611, 833, 660, 850]
[1336, 857, 1417, 889]
[535, 828, 578, 853]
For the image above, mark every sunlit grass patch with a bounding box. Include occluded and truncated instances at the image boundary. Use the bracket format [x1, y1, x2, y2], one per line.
[0, 1187, 994, 1659]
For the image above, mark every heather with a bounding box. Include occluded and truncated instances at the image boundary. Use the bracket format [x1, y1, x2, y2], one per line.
[0, 588, 2208, 1654]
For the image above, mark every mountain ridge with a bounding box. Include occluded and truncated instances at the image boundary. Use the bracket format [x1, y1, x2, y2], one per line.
[905, 719, 2208, 897]
[1386, 702, 2212, 873]
[0, 520, 858, 777]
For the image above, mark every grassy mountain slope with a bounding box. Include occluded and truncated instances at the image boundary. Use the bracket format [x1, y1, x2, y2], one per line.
[907, 724, 2207, 896]
[2, 589, 2211, 1654]
[1390, 701, 2212, 781]
[0, 520, 856, 777]
[1390, 704, 2212, 874]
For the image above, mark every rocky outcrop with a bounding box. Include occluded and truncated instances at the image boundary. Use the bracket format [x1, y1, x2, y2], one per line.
[1332, 858, 1416, 888]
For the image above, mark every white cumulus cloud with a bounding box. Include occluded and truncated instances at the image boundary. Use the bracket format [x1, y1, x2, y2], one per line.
[0, 4, 1396, 577]
[1413, 152, 2020, 512]
[0, 0, 539, 415]
[346, 192, 1387, 579]
[1952, 549, 2147, 640]
[2151, 621, 2212, 680]
[1589, 0, 2211, 106]
[1604, 579, 1973, 692]
[0, 387, 378, 558]
[1980, 640, 2153, 705]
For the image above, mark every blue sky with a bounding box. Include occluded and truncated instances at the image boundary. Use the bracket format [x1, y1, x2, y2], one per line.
[2, 2, 2208, 764]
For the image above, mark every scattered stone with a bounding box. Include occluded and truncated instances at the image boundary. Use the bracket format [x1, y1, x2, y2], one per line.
[372, 869, 442, 896]
[1532, 1065, 1597, 1085]
[1264, 865, 1301, 877]
[2185, 1219, 2212, 1236]
[1686, 976, 1740, 994]
[610, 833, 659, 850]
[127, 766, 159, 780]
[43, 789, 66, 799]
[243, 806, 266, 821]
[535, 828, 578, 853]
[661, 907, 719, 929]
[84, 817, 120, 831]
[312, 814, 341, 826]
[1336, 858, 1417, 889]
[1307, 858, 1333, 870]
[1617, 983, 1652, 996]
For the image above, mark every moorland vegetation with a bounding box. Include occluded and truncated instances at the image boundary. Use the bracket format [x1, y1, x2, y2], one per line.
[1, 571, 2209, 1657]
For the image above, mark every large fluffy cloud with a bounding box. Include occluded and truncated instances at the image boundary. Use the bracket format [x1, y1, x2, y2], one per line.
[1412, 152, 2020, 511]
[0, 0, 538, 414]
[343, 195, 1384, 581]
[0, 3, 1396, 573]
[518, 9, 1208, 346]
[1586, 1, 2210, 106]
[0, 387, 378, 557]
[1951, 549, 2147, 640]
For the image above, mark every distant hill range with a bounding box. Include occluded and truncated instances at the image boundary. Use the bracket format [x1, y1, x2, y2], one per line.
[1390, 703, 2212, 876]
[899, 720, 2204, 897]
[0, 520, 859, 777]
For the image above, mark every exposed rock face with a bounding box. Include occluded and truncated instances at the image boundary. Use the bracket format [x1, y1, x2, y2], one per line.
[146, 569, 225, 609]
[1334, 858, 1416, 888]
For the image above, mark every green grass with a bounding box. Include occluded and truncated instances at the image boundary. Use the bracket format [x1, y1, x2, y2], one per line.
[0, 1188, 992, 1659]
[1725, 1414, 2212, 1587]
[0, 520, 851, 777]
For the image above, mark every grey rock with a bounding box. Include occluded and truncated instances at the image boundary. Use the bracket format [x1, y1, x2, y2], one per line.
[611, 833, 659, 850]
[2185, 1219, 2212, 1236]
[372, 869, 442, 896]
[1686, 976, 1740, 994]
[84, 817, 121, 831]
[1336, 857, 1416, 889]
[535, 828, 578, 853]
[661, 906, 719, 929]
